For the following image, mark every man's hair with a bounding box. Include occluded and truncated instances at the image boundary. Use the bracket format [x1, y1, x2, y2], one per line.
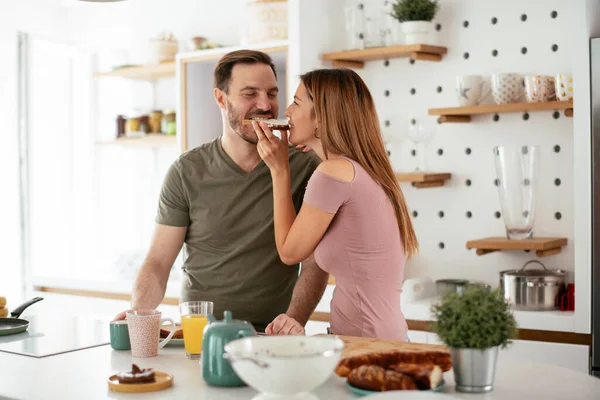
[213, 50, 277, 93]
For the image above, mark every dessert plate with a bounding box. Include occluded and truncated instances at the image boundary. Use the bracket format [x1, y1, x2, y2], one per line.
[107, 371, 173, 393]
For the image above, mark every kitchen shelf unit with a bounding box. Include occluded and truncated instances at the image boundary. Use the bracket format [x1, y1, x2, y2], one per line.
[321, 44, 448, 69]
[466, 237, 568, 257]
[95, 134, 176, 148]
[428, 101, 574, 123]
[395, 172, 451, 188]
[94, 62, 176, 80]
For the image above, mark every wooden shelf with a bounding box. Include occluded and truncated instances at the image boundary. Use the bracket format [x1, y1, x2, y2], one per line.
[466, 237, 568, 257]
[321, 44, 448, 69]
[395, 172, 451, 188]
[428, 101, 573, 123]
[94, 62, 176, 80]
[95, 134, 177, 148]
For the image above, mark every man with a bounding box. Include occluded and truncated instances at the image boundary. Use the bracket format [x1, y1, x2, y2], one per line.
[114, 50, 327, 334]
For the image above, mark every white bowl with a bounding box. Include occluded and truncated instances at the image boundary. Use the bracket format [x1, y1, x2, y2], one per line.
[224, 335, 344, 396]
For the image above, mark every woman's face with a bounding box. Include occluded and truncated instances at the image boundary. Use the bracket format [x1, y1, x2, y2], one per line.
[285, 82, 318, 146]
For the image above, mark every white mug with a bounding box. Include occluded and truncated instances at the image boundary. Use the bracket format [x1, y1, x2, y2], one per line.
[555, 73, 573, 101]
[491, 73, 525, 104]
[456, 75, 491, 106]
[524, 75, 556, 103]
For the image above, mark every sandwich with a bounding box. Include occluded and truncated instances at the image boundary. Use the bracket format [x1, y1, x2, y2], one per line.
[242, 117, 290, 131]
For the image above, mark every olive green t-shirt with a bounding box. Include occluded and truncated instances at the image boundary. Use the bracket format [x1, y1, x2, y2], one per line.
[155, 137, 320, 331]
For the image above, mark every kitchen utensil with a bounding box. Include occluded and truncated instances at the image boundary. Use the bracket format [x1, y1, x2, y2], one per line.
[456, 75, 491, 106]
[316, 334, 449, 359]
[0, 297, 43, 336]
[500, 260, 567, 311]
[493, 145, 540, 240]
[224, 335, 344, 396]
[109, 320, 131, 350]
[436, 279, 469, 296]
[402, 277, 437, 302]
[524, 75, 556, 102]
[555, 73, 573, 101]
[202, 310, 256, 387]
[126, 310, 175, 357]
[491, 73, 525, 104]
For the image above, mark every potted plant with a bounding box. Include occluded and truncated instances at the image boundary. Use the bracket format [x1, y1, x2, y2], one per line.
[430, 284, 518, 393]
[390, 0, 439, 45]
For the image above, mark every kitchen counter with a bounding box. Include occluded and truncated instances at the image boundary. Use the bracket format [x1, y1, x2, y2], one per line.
[2, 341, 600, 399]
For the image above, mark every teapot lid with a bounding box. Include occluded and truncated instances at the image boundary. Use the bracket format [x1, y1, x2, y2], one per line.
[208, 310, 255, 330]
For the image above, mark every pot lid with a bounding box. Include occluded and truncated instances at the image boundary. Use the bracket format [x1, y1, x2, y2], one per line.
[500, 260, 567, 279]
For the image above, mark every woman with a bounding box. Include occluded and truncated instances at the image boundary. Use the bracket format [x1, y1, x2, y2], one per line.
[252, 68, 418, 340]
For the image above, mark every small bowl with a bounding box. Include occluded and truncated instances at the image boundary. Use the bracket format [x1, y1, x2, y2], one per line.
[224, 335, 344, 396]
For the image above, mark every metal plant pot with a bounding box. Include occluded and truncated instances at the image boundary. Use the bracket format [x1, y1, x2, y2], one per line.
[450, 346, 499, 393]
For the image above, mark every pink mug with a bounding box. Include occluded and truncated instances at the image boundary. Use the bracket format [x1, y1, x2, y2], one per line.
[126, 309, 175, 358]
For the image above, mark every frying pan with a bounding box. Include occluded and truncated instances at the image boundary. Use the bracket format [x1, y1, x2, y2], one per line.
[0, 297, 44, 336]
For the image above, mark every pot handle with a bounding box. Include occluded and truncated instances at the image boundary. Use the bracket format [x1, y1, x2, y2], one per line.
[521, 260, 547, 271]
[10, 297, 44, 319]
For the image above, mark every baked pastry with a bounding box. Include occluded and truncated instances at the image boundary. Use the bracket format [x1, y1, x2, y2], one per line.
[348, 365, 418, 391]
[335, 350, 452, 377]
[242, 118, 290, 130]
[0, 307, 7, 318]
[116, 364, 156, 384]
[388, 362, 443, 390]
[0, 296, 6, 308]
[160, 326, 183, 339]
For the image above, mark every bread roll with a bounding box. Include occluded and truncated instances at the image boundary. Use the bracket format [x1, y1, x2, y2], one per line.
[0, 307, 7, 318]
[335, 350, 452, 377]
[0, 296, 6, 308]
[388, 362, 443, 390]
[348, 365, 418, 391]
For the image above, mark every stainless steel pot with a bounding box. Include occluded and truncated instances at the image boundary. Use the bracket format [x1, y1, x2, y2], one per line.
[499, 260, 567, 311]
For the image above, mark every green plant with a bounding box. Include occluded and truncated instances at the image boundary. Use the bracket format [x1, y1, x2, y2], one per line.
[430, 284, 518, 350]
[390, 0, 439, 22]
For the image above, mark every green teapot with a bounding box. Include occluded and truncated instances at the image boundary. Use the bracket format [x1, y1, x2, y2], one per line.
[201, 310, 256, 387]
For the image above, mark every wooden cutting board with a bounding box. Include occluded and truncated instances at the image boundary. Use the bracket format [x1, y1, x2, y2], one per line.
[317, 335, 450, 358]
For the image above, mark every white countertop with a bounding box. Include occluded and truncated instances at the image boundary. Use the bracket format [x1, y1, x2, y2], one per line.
[401, 296, 576, 333]
[2, 340, 600, 399]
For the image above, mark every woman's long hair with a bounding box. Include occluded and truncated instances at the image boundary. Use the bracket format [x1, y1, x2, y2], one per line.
[300, 68, 419, 259]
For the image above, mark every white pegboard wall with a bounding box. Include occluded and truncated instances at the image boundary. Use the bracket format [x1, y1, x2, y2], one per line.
[347, 0, 576, 287]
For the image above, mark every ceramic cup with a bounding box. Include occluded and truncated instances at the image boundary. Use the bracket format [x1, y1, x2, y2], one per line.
[126, 309, 176, 358]
[555, 73, 574, 101]
[456, 75, 491, 106]
[109, 320, 131, 351]
[491, 73, 525, 104]
[524, 75, 556, 102]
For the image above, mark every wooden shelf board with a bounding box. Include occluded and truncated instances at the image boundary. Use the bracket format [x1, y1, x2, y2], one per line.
[429, 101, 573, 122]
[94, 62, 176, 80]
[95, 134, 177, 148]
[466, 237, 568, 257]
[395, 172, 451, 183]
[321, 44, 448, 68]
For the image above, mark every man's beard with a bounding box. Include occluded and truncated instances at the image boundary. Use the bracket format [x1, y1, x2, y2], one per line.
[226, 100, 273, 145]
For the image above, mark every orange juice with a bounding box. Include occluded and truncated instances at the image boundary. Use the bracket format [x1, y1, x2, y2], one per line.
[181, 314, 209, 355]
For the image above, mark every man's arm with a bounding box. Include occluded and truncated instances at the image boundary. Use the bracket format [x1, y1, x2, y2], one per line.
[113, 224, 186, 320]
[266, 254, 329, 334]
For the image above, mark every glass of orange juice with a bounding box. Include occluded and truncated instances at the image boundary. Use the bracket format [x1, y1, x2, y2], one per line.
[179, 300, 213, 360]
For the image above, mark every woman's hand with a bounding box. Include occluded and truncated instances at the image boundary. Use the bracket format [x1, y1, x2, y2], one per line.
[254, 121, 290, 174]
[265, 313, 305, 335]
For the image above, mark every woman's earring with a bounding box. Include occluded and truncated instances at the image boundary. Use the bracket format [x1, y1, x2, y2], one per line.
[314, 127, 321, 139]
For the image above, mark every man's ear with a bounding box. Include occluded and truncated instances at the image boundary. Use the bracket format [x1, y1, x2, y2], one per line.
[214, 88, 227, 110]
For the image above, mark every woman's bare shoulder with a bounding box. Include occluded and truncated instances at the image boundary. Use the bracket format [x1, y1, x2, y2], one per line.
[316, 158, 355, 183]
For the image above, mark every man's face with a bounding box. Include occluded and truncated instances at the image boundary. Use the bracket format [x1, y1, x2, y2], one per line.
[223, 63, 279, 144]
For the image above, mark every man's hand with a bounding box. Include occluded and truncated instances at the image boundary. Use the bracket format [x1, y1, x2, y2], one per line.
[265, 313, 305, 335]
